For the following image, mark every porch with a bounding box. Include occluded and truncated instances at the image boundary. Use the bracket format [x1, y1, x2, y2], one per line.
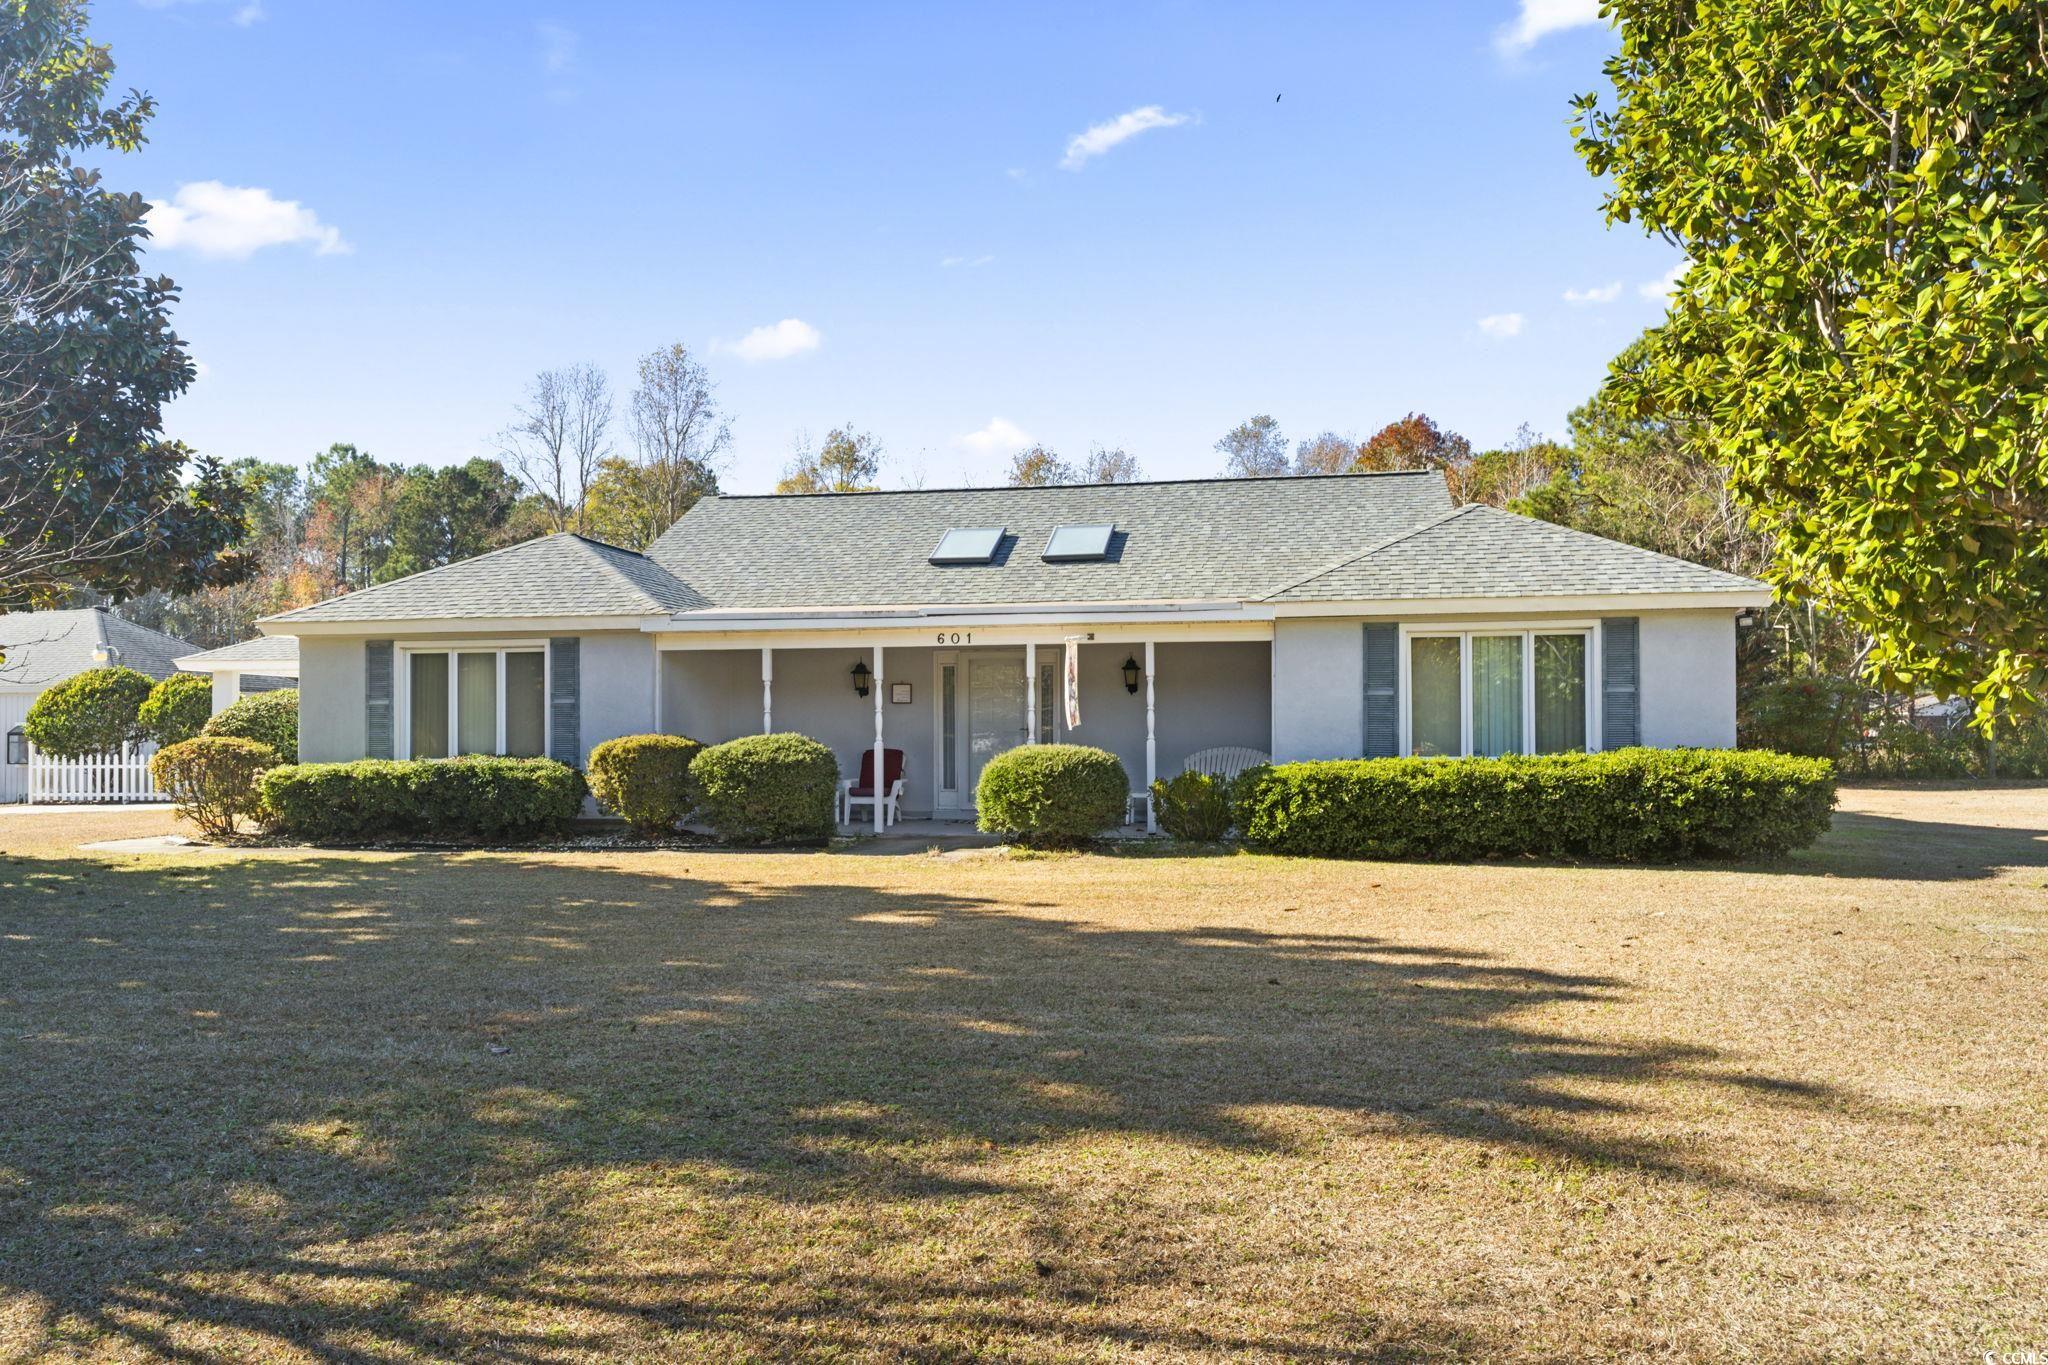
[653, 631, 1273, 835]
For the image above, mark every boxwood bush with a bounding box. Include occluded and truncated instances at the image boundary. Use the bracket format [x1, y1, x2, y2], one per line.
[1150, 769, 1233, 841]
[259, 756, 587, 843]
[690, 732, 839, 845]
[202, 688, 298, 763]
[23, 666, 154, 757]
[977, 743, 1129, 846]
[587, 733, 704, 836]
[150, 735, 279, 838]
[137, 673, 215, 747]
[1231, 748, 1836, 863]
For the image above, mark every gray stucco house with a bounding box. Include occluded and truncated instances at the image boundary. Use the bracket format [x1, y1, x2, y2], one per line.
[260, 471, 1771, 830]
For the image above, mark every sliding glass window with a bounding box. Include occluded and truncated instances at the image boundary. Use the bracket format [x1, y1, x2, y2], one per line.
[1407, 629, 1592, 758]
[404, 647, 547, 759]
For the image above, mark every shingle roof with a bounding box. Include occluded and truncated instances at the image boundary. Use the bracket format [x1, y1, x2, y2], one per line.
[646, 472, 1457, 608]
[0, 608, 192, 688]
[175, 634, 300, 670]
[1263, 503, 1764, 602]
[266, 534, 703, 624]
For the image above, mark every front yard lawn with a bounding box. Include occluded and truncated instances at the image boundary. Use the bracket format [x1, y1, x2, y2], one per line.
[1, 788, 2044, 1360]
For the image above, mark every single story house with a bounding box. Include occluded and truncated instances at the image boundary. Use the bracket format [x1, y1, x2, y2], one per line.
[258, 471, 1772, 831]
[0, 607, 192, 802]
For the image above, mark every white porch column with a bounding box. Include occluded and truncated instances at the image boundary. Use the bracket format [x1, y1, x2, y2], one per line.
[760, 647, 773, 733]
[210, 670, 239, 715]
[1143, 640, 1157, 833]
[872, 643, 885, 834]
[1024, 642, 1037, 743]
[652, 648, 663, 734]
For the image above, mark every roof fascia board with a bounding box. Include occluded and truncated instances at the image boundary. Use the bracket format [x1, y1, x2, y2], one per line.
[653, 620, 1275, 650]
[649, 603, 1276, 633]
[270, 615, 670, 637]
[1268, 590, 1771, 616]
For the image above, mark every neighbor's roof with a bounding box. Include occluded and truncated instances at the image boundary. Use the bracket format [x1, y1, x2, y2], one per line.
[0, 608, 192, 688]
[266, 533, 704, 625]
[646, 472, 1458, 609]
[1263, 503, 1765, 603]
[175, 633, 300, 671]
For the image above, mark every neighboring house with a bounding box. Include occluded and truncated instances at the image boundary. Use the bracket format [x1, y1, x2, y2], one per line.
[260, 471, 1772, 829]
[0, 608, 192, 802]
[174, 634, 301, 714]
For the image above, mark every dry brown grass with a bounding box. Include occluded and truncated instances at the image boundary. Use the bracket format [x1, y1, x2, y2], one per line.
[1, 787, 2044, 1362]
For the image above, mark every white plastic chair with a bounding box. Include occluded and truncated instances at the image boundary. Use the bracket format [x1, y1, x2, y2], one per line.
[1180, 746, 1270, 781]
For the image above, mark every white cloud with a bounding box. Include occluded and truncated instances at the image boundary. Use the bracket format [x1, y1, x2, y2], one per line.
[1496, 0, 1604, 55]
[1639, 262, 1687, 301]
[720, 318, 822, 363]
[143, 182, 349, 259]
[1060, 105, 1192, 170]
[1477, 312, 1525, 339]
[538, 22, 577, 73]
[956, 417, 1031, 455]
[232, 1, 264, 25]
[1563, 280, 1622, 305]
[941, 254, 994, 268]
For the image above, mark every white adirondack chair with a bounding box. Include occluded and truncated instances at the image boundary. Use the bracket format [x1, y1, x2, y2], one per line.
[1180, 746, 1270, 781]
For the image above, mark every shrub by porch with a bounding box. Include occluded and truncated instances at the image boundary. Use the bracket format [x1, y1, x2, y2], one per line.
[1232, 748, 1836, 862]
[976, 743, 1129, 846]
[258, 756, 586, 842]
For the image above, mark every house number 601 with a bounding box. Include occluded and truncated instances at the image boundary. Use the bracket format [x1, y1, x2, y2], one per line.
[936, 632, 973, 644]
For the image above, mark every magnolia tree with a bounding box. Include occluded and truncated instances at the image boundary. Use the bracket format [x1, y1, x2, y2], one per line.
[1576, 0, 2048, 723]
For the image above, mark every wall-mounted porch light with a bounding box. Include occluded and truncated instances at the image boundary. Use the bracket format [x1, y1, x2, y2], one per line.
[851, 658, 872, 698]
[1122, 656, 1142, 694]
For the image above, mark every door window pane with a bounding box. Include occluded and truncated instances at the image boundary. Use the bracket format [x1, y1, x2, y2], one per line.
[1533, 635, 1587, 753]
[1470, 635, 1524, 757]
[505, 651, 546, 757]
[457, 652, 497, 755]
[1409, 637, 1462, 756]
[410, 653, 449, 759]
[941, 665, 957, 790]
[1038, 664, 1056, 740]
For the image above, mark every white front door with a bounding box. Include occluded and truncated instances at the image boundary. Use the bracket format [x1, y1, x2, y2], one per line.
[965, 651, 1028, 805]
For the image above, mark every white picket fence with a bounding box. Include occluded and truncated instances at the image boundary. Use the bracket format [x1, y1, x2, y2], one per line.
[27, 742, 163, 804]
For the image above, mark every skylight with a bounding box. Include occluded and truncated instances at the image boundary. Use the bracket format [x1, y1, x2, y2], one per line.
[1042, 524, 1115, 561]
[930, 527, 1005, 564]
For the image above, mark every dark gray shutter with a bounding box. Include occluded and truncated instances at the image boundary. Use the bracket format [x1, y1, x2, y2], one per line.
[1601, 617, 1640, 749]
[549, 637, 581, 765]
[365, 640, 394, 759]
[1363, 623, 1399, 757]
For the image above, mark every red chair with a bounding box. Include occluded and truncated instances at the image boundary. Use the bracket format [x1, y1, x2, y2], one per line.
[840, 747, 906, 827]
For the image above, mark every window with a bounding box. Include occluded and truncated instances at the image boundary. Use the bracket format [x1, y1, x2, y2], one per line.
[1042, 524, 1113, 561]
[404, 648, 547, 759]
[5, 726, 25, 765]
[1406, 629, 1591, 758]
[940, 664, 957, 791]
[1038, 663, 1058, 740]
[930, 527, 1005, 564]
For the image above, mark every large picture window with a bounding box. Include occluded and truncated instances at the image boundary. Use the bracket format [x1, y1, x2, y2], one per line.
[1406, 629, 1593, 758]
[403, 647, 547, 759]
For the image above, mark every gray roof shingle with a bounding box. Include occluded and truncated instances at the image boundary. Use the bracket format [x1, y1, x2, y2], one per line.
[1264, 503, 1764, 602]
[0, 608, 192, 688]
[267, 534, 702, 624]
[647, 472, 1457, 608]
[175, 634, 301, 669]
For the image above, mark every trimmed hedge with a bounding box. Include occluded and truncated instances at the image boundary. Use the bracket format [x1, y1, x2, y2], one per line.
[587, 733, 704, 836]
[203, 688, 298, 763]
[691, 732, 839, 845]
[138, 673, 214, 747]
[1232, 748, 1837, 863]
[259, 756, 587, 843]
[977, 743, 1128, 846]
[23, 666, 154, 757]
[150, 736, 279, 838]
[1151, 770, 1233, 841]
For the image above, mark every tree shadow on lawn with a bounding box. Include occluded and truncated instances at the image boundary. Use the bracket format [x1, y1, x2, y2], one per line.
[1765, 807, 2048, 882]
[0, 850, 1862, 1360]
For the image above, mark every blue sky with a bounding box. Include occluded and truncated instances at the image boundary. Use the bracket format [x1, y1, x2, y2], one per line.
[111, 0, 1677, 492]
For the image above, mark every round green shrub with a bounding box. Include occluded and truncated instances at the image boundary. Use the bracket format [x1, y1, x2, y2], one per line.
[259, 756, 587, 843]
[23, 666, 155, 757]
[587, 733, 704, 837]
[1151, 769, 1233, 841]
[691, 732, 839, 845]
[150, 735, 279, 838]
[137, 673, 214, 747]
[202, 688, 298, 763]
[976, 743, 1128, 846]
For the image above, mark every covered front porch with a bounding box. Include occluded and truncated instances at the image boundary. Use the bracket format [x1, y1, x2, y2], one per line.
[651, 617, 1273, 835]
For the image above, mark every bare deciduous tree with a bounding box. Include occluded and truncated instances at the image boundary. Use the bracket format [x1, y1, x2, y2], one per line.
[499, 364, 612, 534]
[626, 343, 728, 527]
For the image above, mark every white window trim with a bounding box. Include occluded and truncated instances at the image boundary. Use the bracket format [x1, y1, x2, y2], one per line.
[1396, 621, 1601, 758]
[395, 644, 550, 760]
